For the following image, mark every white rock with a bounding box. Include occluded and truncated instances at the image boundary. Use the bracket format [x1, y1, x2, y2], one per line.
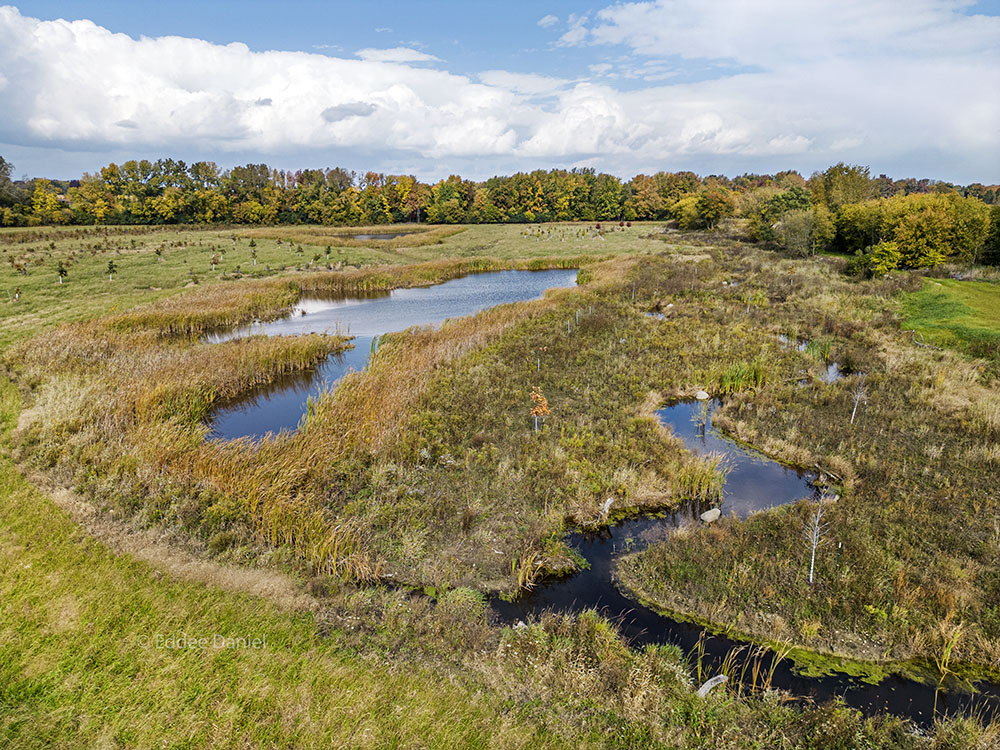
[700, 507, 722, 523]
[695, 390, 710, 400]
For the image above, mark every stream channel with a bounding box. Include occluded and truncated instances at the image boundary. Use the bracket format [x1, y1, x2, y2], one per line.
[493, 398, 1000, 725]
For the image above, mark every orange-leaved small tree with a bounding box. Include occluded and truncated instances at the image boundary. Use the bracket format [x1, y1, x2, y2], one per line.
[530, 386, 550, 432]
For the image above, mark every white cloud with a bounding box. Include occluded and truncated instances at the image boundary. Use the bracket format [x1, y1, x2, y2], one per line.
[355, 46, 441, 63]
[558, 14, 590, 46]
[0, 3, 996, 182]
[537, 14, 559, 28]
[478, 70, 569, 95]
[568, 0, 999, 64]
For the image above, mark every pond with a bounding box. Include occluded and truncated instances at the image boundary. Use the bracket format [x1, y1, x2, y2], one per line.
[492, 399, 1000, 725]
[206, 269, 578, 440]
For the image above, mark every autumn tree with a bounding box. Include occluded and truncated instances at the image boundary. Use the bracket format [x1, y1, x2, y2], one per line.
[695, 187, 735, 229]
[30, 179, 69, 224]
[530, 387, 551, 432]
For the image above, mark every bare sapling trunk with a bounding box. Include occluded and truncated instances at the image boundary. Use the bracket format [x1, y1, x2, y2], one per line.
[806, 494, 831, 585]
[850, 375, 867, 425]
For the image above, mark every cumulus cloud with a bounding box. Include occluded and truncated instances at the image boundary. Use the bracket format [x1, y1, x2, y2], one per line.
[0, 7, 517, 158]
[550, 0, 999, 174]
[354, 46, 441, 63]
[572, 0, 999, 66]
[537, 14, 559, 28]
[0, 3, 997, 181]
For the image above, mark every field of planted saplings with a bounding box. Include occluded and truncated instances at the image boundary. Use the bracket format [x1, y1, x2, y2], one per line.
[2, 222, 1000, 747]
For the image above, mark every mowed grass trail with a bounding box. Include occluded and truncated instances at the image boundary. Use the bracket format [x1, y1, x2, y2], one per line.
[0, 379, 553, 749]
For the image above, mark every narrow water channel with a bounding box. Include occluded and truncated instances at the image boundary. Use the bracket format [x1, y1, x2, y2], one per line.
[492, 399, 1000, 726]
[205, 269, 579, 439]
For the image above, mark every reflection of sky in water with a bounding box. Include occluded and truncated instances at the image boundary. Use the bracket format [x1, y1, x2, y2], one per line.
[655, 399, 818, 518]
[207, 269, 577, 341]
[208, 269, 577, 439]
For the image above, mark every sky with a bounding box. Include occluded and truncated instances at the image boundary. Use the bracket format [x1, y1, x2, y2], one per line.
[1, 1, 998, 184]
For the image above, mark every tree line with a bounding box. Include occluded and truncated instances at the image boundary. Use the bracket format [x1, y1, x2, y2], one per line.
[2, 155, 998, 271]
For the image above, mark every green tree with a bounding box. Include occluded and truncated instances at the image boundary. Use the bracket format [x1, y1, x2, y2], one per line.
[0, 156, 18, 206]
[590, 174, 625, 221]
[777, 207, 833, 256]
[983, 206, 1000, 266]
[671, 195, 701, 229]
[811, 163, 875, 212]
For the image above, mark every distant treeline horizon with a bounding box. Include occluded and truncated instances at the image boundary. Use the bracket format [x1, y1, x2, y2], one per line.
[1, 155, 997, 230]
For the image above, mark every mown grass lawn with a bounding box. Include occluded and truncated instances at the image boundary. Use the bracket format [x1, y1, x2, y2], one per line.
[902, 278, 1000, 352]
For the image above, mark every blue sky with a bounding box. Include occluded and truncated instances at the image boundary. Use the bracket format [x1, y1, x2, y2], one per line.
[2, 1, 998, 183]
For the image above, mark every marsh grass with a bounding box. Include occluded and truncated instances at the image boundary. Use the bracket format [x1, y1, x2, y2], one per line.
[6, 225, 1000, 744]
[619, 315, 1000, 677]
[674, 453, 730, 506]
[9, 225, 1000, 676]
[715, 358, 769, 395]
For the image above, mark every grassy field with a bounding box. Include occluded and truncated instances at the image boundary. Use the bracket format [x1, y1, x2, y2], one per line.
[3, 222, 1000, 746]
[902, 277, 1000, 362]
[0, 222, 663, 346]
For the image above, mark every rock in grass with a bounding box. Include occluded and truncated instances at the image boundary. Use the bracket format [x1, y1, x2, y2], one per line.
[700, 507, 721, 523]
[695, 390, 710, 400]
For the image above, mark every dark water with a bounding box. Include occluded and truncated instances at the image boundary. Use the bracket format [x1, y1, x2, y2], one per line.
[206, 269, 578, 439]
[492, 399, 1000, 725]
[656, 399, 820, 517]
